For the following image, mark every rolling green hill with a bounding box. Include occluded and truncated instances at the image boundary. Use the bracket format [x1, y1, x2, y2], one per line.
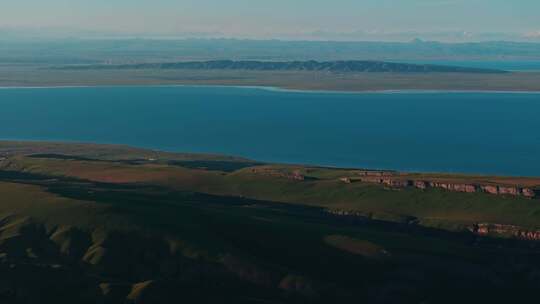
[1, 141, 540, 303]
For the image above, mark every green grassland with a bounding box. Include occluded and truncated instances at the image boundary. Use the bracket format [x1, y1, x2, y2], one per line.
[1, 141, 540, 303]
[4, 147, 540, 231]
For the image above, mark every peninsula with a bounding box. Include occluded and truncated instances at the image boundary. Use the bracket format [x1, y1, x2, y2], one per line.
[55, 60, 507, 74]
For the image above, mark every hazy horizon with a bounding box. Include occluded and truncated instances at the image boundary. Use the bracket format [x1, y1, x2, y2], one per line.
[1, 0, 540, 42]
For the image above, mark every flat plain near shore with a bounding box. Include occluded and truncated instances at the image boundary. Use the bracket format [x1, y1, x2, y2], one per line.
[3, 64, 540, 92]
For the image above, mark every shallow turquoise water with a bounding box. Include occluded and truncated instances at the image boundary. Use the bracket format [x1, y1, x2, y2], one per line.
[1, 86, 539, 176]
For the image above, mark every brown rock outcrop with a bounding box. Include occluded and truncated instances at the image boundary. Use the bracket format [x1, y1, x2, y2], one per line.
[353, 174, 538, 199]
[471, 223, 540, 241]
[430, 182, 477, 193]
[359, 176, 384, 183]
[339, 177, 352, 184]
[382, 179, 411, 188]
[522, 188, 537, 198]
[498, 186, 520, 196]
[457, 184, 477, 193]
[355, 170, 394, 177]
[414, 181, 428, 190]
[481, 185, 499, 195]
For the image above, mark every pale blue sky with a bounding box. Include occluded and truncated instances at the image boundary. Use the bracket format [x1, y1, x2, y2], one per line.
[2, 0, 540, 40]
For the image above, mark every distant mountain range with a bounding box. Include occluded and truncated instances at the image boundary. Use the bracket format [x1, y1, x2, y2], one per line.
[57, 60, 507, 74]
[3, 39, 540, 65]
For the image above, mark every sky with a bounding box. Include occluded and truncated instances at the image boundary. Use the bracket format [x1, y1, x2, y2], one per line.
[1, 0, 540, 41]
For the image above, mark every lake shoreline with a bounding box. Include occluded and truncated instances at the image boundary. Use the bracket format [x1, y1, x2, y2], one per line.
[2, 83, 540, 94]
[2, 139, 540, 180]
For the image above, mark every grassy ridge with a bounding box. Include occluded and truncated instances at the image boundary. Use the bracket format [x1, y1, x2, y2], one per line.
[4, 153, 540, 231]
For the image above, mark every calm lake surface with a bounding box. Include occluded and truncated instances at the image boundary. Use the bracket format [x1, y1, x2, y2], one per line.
[1, 86, 539, 176]
[404, 60, 540, 72]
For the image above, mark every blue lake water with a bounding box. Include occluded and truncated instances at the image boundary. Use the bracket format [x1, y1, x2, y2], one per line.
[1, 86, 539, 176]
[402, 60, 540, 72]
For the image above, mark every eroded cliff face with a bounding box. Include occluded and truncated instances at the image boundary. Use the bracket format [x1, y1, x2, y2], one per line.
[469, 223, 540, 241]
[326, 209, 540, 242]
[348, 171, 539, 199]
